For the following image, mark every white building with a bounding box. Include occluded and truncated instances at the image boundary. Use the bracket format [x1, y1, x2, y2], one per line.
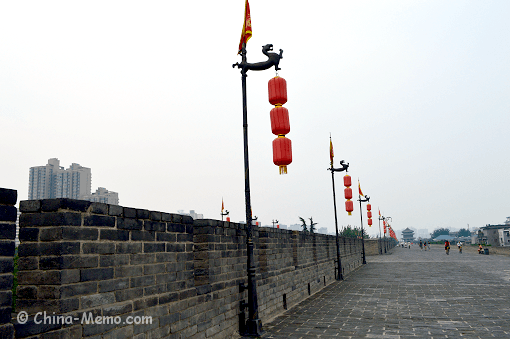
[82, 187, 119, 205]
[178, 210, 204, 219]
[28, 158, 91, 200]
[498, 228, 510, 246]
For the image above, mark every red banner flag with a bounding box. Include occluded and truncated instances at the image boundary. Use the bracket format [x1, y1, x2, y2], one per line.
[221, 198, 224, 212]
[358, 180, 363, 197]
[329, 136, 334, 166]
[238, 0, 252, 54]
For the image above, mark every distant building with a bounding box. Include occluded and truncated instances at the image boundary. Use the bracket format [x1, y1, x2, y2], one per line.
[82, 187, 119, 205]
[289, 224, 301, 231]
[29, 158, 91, 200]
[177, 210, 204, 219]
[479, 221, 510, 246]
[401, 228, 415, 243]
[317, 227, 328, 234]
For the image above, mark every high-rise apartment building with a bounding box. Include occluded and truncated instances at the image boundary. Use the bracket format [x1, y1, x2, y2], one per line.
[82, 187, 119, 205]
[28, 158, 91, 200]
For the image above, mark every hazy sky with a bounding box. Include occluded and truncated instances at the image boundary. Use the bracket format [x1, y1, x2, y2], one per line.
[1, 1, 509, 238]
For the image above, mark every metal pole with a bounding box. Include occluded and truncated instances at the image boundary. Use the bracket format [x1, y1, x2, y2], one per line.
[331, 170, 343, 280]
[240, 44, 262, 336]
[378, 213, 382, 254]
[358, 198, 367, 264]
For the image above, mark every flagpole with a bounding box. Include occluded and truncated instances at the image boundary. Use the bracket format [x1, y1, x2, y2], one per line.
[330, 168, 344, 280]
[328, 136, 349, 280]
[238, 42, 263, 336]
[357, 192, 369, 265]
[378, 208, 382, 254]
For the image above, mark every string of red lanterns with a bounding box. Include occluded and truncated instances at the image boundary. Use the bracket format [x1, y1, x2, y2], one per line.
[344, 174, 353, 215]
[367, 203, 372, 226]
[269, 76, 292, 174]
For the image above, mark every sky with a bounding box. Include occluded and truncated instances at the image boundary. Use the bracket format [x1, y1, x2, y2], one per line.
[1, 1, 509, 239]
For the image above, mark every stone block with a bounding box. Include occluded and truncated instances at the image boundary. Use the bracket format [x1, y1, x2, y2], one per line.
[123, 208, 136, 219]
[88, 202, 108, 215]
[108, 204, 123, 217]
[0, 224, 16, 240]
[117, 218, 143, 230]
[41, 199, 91, 212]
[100, 229, 129, 241]
[0, 188, 17, 206]
[81, 292, 115, 309]
[149, 211, 162, 221]
[131, 230, 155, 242]
[20, 212, 82, 227]
[81, 267, 114, 282]
[61, 281, 98, 298]
[144, 221, 166, 232]
[136, 209, 150, 219]
[83, 215, 115, 227]
[19, 200, 40, 213]
[0, 206, 16, 222]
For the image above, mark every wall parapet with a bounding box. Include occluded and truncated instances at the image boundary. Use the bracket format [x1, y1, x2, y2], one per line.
[7, 196, 395, 338]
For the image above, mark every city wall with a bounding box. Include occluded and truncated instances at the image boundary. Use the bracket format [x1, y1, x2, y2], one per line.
[1, 188, 394, 338]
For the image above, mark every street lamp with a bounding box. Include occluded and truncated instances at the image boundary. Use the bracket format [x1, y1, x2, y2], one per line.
[328, 157, 349, 280]
[357, 194, 370, 265]
[221, 209, 229, 221]
[233, 43, 283, 336]
[378, 214, 391, 253]
[272, 219, 279, 228]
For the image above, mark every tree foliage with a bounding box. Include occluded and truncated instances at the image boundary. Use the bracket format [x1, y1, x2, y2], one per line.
[457, 228, 471, 237]
[299, 217, 308, 232]
[309, 217, 317, 233]
[430, 228, 450, 239]
[340, 225, 369, 239]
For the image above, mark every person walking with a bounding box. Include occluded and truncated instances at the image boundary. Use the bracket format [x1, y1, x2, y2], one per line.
[423, 240, 428, 251]
[445, 240, 450, 255]
[419, 240, 423, 251]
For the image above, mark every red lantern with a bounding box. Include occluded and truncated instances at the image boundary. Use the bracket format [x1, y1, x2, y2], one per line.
[366, 204, 371, 211]
[226, 217, 230, 222]
[268, 76, 287, 106]
[368, 218, 373, 226]
[270, 106, 290, 135]
[343, 175, 351, 187]
[367, 211, 372, 219]
[344, 187, 352, 200]
[272, 135, 292, 174]
[345, 200, 353, 214]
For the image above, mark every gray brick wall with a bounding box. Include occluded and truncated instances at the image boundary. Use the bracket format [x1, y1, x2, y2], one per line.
[0, 188, 17, 339]
[10, 196, 393, 339]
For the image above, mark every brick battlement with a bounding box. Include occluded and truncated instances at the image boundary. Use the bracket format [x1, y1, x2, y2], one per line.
[1, 191, 394, 338]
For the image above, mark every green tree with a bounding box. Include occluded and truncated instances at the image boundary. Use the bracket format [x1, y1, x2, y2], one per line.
[430, 228, 450, 239]
[299, 217, 308, 232]
[457, 228, 471, 237]
[309, 217, 317, 233]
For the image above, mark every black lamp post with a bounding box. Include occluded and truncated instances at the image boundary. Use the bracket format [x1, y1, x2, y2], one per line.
[233, 43, 283, 337]
[272, 219, 279, 228]
[328, 159, 349, 280]
[357, 194, 370, 265]
[221, 209, 229, 221]
[378, 215, 391, 253]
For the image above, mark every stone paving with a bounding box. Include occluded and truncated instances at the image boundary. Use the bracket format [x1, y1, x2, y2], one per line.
[256, 244, 510, 338]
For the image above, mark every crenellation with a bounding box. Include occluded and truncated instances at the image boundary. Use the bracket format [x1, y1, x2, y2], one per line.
[7, 193, 395, 338]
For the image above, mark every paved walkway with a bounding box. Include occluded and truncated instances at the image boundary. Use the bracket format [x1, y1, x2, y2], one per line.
[259, 244, 510, 338]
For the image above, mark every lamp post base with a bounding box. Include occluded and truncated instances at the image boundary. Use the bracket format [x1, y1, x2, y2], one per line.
[244, 319, 264, 337]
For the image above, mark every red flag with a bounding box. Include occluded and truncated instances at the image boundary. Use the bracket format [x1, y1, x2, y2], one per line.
[238, 0, 252, 54]
[358, 180, 363, 197]
[329, 136, 334, 166]
[221, 198, 224, 212]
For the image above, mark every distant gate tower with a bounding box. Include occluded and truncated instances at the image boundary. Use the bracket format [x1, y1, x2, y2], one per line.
[401, 228, 415, 243]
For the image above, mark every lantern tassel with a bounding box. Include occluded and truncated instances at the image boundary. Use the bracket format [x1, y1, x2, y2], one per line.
[279, 165, 287, 175]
